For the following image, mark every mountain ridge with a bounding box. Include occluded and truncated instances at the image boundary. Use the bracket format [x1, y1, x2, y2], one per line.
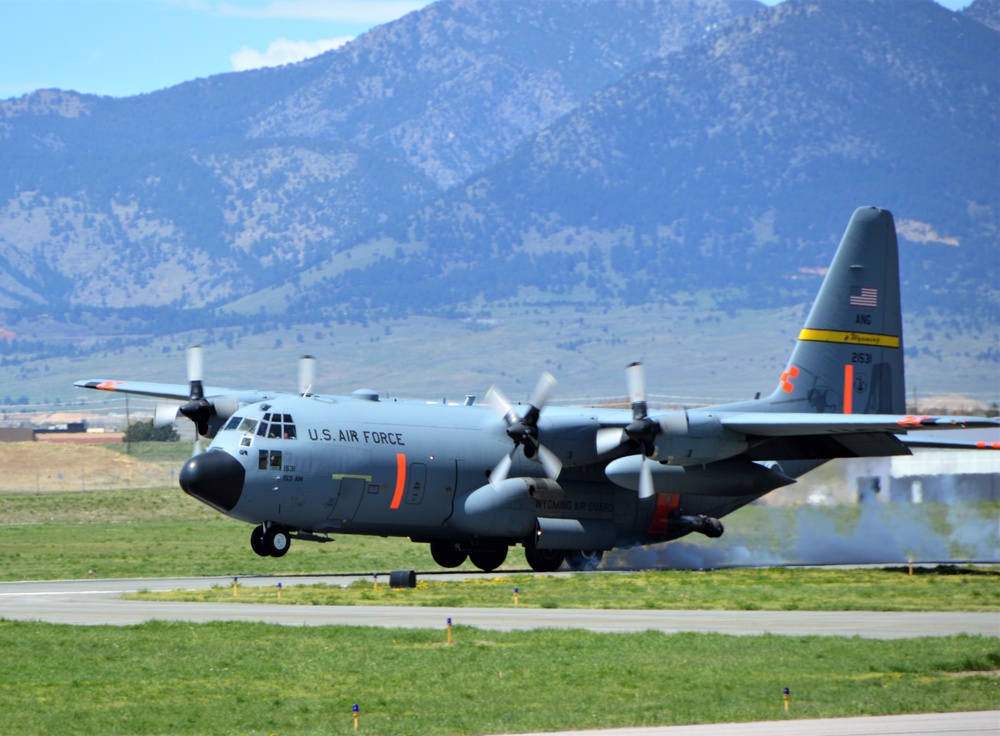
[0, 0, 995, 403]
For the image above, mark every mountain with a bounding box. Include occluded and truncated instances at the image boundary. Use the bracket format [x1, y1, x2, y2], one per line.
[273, 0, 998, 323]
[0, 0, 996, 402]
[0, 0, 756, 311]
[964, 0, 1000, 31]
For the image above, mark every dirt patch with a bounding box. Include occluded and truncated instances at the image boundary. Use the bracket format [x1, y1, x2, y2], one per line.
[1, 442, 178, 493]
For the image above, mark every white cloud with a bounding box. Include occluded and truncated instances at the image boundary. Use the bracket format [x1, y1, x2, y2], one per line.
[231, 36, 353, 71]
[217, 0, 430, 23]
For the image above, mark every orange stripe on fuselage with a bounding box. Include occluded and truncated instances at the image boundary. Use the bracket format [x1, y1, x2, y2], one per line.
[390, 453, 407, 509]
[843, 364, 854, 415]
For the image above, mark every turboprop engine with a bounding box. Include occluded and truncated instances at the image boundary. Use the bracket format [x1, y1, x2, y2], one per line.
[647, 411, 748, 466]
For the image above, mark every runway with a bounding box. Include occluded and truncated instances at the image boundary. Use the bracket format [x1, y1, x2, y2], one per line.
[494, 711, 1000, 735]
[1, 575, 998, 639]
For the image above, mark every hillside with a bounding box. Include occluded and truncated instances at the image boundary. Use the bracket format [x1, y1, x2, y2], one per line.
[0, 0, 996, 405]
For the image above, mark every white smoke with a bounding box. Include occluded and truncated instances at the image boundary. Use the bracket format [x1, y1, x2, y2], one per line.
[603, 499, 998, 571]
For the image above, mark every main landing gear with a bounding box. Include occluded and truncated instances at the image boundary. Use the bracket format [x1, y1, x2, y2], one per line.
[429, 542, 604, 573]
[429, 541, 509, 572]
[524, 548, 604, 572]
[250, 524, 290, 558]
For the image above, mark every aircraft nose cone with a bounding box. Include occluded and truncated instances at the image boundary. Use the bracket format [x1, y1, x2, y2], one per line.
[179, 450, 245, 513]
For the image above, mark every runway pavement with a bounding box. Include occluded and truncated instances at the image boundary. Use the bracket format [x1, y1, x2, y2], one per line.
[1, 575, 998, 638]
[491, 711, 1000, 735]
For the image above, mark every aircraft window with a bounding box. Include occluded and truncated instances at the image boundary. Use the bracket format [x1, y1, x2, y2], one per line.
[267, 423, 282, 439]
[285, 425, 297, 440]
[237, 418, 258, 434]
[224, 416, 242, 431]
[263, 413, 272, 421]
[256, 423, 267, 437]
[269, 451, 282, 470]
[283, 414, 293, 423]
[240, 436, 252, 447]
[258, 450, 268, 470]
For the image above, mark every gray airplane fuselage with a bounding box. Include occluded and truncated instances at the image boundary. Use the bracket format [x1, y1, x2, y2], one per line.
[191, 395, 672, 549]
[181, 392, 756, 550]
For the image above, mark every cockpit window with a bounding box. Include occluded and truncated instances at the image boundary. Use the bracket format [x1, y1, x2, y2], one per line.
[237, 418, 258, 434]
[234, 413, 297, 441]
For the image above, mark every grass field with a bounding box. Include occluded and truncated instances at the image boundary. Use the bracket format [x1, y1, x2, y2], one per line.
[1, 480, 998, 735]
[0, 476, 996, 580]
[0, 620, 997, 736]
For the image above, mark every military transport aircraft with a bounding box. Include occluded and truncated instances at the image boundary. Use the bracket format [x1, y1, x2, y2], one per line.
[76, 207, 997, 572]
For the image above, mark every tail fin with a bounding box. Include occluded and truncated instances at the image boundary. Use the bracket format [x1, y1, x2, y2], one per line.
[766, 207, 905, 415]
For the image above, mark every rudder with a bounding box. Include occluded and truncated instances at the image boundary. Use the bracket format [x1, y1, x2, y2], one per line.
[766, 207, 905, 415]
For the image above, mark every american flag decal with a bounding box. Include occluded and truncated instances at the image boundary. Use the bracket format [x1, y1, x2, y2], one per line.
[849, 286, 878, 307]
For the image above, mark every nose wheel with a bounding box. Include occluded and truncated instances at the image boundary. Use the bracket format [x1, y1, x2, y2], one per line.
[250, 524, 291, 558]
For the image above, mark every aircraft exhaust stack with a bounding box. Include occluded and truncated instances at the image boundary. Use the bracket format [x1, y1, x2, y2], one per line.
[671, 514, 724, 538]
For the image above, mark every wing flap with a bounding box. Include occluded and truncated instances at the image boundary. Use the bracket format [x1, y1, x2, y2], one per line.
[746, 432, 911, 461]
[719, 412, 998, 437]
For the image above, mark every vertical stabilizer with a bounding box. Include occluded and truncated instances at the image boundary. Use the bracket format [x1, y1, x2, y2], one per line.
[766, 207, 905, 415]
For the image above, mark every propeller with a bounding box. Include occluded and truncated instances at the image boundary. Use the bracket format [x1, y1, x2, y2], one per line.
[178, 345, 215, 436]
[298, 355, 316, 395]
[486, 372, 562, 487]
[152, 345, 236, 444]
[595, 361, 661, 498]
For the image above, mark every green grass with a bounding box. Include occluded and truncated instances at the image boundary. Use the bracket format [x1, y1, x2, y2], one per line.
[130, 565, 1000, 612]
[1, 487, 997, 583]
[0, 620, 996, 736]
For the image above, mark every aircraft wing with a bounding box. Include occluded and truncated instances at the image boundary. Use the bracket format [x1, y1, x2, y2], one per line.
[717, 412, 998, 436]
[716, 413, 998, 462]
[73, 379, 273, 404]
[892, 427, 1000, 451]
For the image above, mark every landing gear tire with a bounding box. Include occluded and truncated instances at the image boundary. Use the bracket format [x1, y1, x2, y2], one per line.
[525, 547, 565, 572]
[469, 547, 508, 572]
[263, 526, 290, 558]
[250, 525, 268, 557]
[430, 541, 468, 569]
[565, 550, 603, 571]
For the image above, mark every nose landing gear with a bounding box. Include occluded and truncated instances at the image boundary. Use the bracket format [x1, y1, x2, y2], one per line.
[250, 523, 291, 558]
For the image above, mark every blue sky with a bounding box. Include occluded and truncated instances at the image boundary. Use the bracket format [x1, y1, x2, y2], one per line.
[0, 0, 976, 101]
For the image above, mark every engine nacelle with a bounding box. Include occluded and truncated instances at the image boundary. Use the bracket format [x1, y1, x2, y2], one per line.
[605, 456, 796, 497]
[653, 411, 747, 466]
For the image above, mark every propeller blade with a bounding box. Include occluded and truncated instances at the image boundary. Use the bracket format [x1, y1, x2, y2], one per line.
[485, 385, 516, 423]
[490, 451, 514, 488]
[529, 371, 557, 412]
[596, 427, 627, 456]
[626, 361, 645, 407]
[488, 373, 561, 482]
[153, 402, 180, 429]
[537, 444, 563, 480]
[187, 345, 205, 400]
[298, 355, 316, 395]
[638, 457, 655, 499]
